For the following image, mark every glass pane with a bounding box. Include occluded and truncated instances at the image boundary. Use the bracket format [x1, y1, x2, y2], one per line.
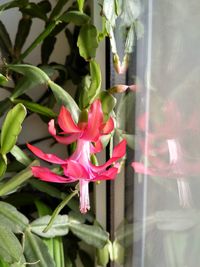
[118, 0, 200, 266]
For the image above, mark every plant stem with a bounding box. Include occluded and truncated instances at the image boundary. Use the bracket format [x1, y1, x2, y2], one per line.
[43, 189, 78, 233]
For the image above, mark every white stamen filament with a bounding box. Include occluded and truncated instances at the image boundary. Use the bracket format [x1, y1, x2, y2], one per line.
[167, 139, 192, 207]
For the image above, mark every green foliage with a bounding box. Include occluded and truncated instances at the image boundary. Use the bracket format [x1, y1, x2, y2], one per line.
[24, 230, 56, 267]
[1, 104, 27, 155]
[77, 24, 98, 61]
[0, 225, 25, 265]
[0, 0, 134, 266]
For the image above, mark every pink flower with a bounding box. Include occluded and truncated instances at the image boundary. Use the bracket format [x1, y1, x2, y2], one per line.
[28, 100, 126, 213]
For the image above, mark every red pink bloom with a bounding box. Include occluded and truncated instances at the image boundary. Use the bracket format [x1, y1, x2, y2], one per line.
[28, 100, 126, 213]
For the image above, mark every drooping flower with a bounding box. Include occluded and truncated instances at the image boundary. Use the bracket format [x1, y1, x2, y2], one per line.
[28, 100, 126, 213]
[132, 101, 200, 207]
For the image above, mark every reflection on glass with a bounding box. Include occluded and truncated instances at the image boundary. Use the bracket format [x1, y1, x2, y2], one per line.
[115, 0, 200, 266]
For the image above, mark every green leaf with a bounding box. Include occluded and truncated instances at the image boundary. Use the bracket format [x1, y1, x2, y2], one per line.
[0, 257, 10, 267]
[18, 21, 58, 62]
[77, 24, 98, 61]
[29, 179, 64, 200]
[41, 35, 57, 64]
[20, 3, 47, 20]
[96, 243, 110, 266]
[52, 237, 65, 267]
[49, 0, 68, 20]
[1, 104, 27, 155]
[99, 91, 116, 120]
[38, 0, 52, 14]
[120, 133, 135, 150]
[0, 225, 25, 265]
[69, 223, 109, 248]
[0, 74, 8, 85]
[124, 25, 135, 54]
[121, 0, 140, 27]
[0, 98, 13, 117]
[88, 60, 101, 103]
[77, 0, 84, 12]
[135, 20, 144, 40]
[0, 160, 39, 197]
[9, 64, 56, 99]
[0, 20, 12, 59]
[113, 240, 124, 265]
[10, 145, 32, 166]
[0, 0, 28, 11]
[48, 80, 80, 122]
[60, 11, 90, 25]
[24, 230, 55, 267]
[0, 201, 29, 233]
[105, 21, 117, 53]
[0, 154, 7, 177]
[8, 64, 49, 84]
[116, 91, 135, 132]
[155, 210, 200, 231]
[103, 0, 117, 26]
[35, 200, 52, 217]
[31, 215, 69, 238]
[13, 99, 57, 118]
[14, 16, 32, 57]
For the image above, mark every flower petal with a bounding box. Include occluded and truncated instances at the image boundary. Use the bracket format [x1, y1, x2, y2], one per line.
[62, 160, 90, 180]
[27, 144, 67, 164]
[48, 120, 80, 144]
[131, 162, 153, 175]
[90, 139, 126, 172]
[101, 117, 114, 134]
[90, 140, 103, 154]
[92, 166, 118, 181]
[31, 166, 75, 183]
[58, 106, 81, 133]
[79, 180, 90, 213]
[82, 99, 103, 141]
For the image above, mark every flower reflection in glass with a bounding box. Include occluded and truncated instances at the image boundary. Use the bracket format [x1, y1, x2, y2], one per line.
[28, 100, 126, 213]
[132, 101, 200, 207]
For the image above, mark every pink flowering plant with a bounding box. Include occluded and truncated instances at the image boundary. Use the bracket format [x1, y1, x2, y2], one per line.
[0, 0, 138, 266]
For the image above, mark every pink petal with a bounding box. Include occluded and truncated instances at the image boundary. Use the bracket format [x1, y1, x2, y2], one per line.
[137, 113, 147, 131]
[79, 180, 90, 213]
[101, 117, 114, 135]
[90, 139, 126, 172]
[81, 100, 103, 141]
[90, 140, 103, 154]
[92, 167, 118, 181]
[53, 134, 80, 145]
[58, 106, 81, 133]
[27, 144, 67, 164]
[112, 139, 127, 158]
[31, 166, 75, 183]
[62, 160, 90, 180]
[48, 120, 80, 145]
[131, 162, 153, 175]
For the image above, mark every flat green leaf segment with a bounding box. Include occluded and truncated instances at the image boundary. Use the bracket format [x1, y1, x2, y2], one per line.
[0, 160, 39, 196]
[60, 11, 90, 25]
[0, 201, 29, 233]
[31, 215, 69, 238]
[24, 230, 56, 267]
[1, 104, 27, 155]
[77, 0, 85, 12]
[8, 64, 80, 122]
[77, 24, 98, 61]
[0, 74, 8, 85]
[0, 225, 25, 265]
[31, 214, 109, 248]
